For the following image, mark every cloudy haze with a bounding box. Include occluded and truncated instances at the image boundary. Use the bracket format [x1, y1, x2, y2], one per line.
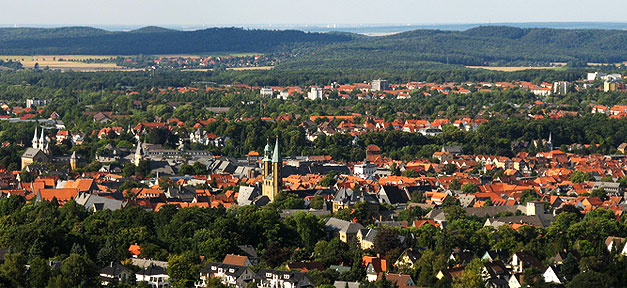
[2, 0, 626, 27]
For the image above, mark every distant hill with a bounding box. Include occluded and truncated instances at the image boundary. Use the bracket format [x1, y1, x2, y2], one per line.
[1, 26, 626, 70]
[0, 26, 354, 55]
[278, 26, 627, 69]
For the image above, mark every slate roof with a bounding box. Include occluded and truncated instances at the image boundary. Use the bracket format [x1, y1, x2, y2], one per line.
[325, 217, 365, 234]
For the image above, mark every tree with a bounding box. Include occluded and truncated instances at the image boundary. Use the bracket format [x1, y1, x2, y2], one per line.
[443, 163, 457, 175]
[373, 228, 401, 256]
[59, 254, 99, 287]
[519, 189, 539, 205]
[402, 169, 420, 177]
[452, 258, 483, 288]
[590, 188, 608, 201]
[286, 212, 325, 249]
[309, 196, 325, 210]
[0, 252, 27, 288]
[28, 256, 51, 288]
[168, 252, 202, 288]
[461, 183, 478, 194]
[569, 171, 594, 184]
[320, 171, 337, 187]
[567, 271, 616, 288]
[449, 179, 461, 191]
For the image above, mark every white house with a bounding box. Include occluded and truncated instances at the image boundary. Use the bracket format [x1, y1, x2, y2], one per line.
[543, 266, 562, 284]
[136, 266, 169, 288]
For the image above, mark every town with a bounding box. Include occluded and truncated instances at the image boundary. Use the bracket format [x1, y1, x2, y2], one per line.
[0, 65, 624, 288]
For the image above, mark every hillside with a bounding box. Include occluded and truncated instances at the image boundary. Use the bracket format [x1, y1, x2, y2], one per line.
[277, 26, 627, 69]
[0, 26, 354, 55]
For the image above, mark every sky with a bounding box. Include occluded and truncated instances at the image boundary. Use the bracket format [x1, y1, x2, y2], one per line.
[2, 0, 627, 28]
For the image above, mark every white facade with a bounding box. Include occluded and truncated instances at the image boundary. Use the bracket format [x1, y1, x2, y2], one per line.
[308, 87, 323, 100]
[543, 266, 562, 284]
[260, 88, 273, 97]
[354, 162, 377, 178]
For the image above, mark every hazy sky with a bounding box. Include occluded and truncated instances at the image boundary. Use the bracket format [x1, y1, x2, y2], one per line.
[2, 0, 627, 27]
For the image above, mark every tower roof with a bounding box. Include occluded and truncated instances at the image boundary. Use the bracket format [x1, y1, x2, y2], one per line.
[33, 126, 38, 142]
[263, 139, 272, 161]
[272, 137, 281, 163]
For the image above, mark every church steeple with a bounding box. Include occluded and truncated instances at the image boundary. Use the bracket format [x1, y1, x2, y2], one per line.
[32, 126, 39, 149]
[38, 128, 45, 150]
[271, 136, 281, 163]
[134, 138, 143, 166]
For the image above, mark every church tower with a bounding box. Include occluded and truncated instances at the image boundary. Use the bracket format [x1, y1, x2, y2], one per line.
[134, 139, 143, 166]
[32, 126, 39, 149]
[262, 136, 282, 202]
[38, 128, 45, 151]
[70, 151, 77, 170]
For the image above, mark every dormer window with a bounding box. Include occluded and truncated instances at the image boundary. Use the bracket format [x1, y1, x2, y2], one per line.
[283, 274, 290, 279]
[266, 272, 272, 278]
[229, 268, 235, 273]
[211, 266, 217, 270]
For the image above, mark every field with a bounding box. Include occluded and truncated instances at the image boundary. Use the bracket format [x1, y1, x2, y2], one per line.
[0, 55, 135, 72]
[226, 66, 273, 71]
[466, 66, 560, 72]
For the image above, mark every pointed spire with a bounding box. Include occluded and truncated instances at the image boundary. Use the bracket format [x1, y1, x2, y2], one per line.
[71, 151, 76, 159]
[39, 128, 45, 149]
[272, 136, 281, 163]
[32, 126, 39, 149]
[548, 132, 552, 143]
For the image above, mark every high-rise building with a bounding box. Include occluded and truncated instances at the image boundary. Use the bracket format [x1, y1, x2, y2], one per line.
[371, 79, 389, 92]
[307, 87, 323, 100]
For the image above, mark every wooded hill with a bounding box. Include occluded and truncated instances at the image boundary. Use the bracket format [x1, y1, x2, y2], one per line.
[278, 26, 627, 69]
[1, 26, 626, 69]
[0, 26, 353, 55]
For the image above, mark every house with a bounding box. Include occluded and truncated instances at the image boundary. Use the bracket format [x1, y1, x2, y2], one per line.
[256, 269, 314, 288]
[605, 236, 627, 255]
[543, 265, 563, 284]
[436, 266, 465, 281]
[286, 261, 324, 272]
[363, 256, 388, 282]
[333, 281, 360, 288]
[508, 250, 543, 273]
[385, 273, 415, 287]
[99, 262, 134, 286]
[481, 250, 509, 262]
[394, 248, 421, 270]
[324, 217, 365, 243]
[196, 262, 256, 288]
[223, 254, 252, 267]
[377, 185, 410, 205]
[356, 228, 377, 250]
[136, 265, 169, 288]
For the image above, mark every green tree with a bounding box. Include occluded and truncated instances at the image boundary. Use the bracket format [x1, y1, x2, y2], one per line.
[461, 183, 478, 194]
[168, 252, 202, 288]
[452, 258, 483, 288]
[28, 256, 51, 288]
[59, 254, 99, 287]
[0, 252, 27, 288]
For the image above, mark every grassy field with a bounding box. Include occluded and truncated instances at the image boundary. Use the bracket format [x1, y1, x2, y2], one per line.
[466, 66, 559, 72]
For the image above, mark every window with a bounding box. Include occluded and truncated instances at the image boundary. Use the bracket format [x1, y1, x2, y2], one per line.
[283, 274, 290, 279]
[229, 268, 235, 273]
[265, 272, 272, 278]
[212, 266, 217, 270]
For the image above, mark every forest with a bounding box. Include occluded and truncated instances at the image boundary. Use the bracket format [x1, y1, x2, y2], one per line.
[0, 194, 624, 288]
[0, 27, 352, 55]
[1, 26, 627, 69]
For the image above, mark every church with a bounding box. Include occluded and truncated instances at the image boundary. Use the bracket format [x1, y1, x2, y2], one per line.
[262, 137, 283, 202]
[21, 127, 77, 170]
[21, 126, 52, 169]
